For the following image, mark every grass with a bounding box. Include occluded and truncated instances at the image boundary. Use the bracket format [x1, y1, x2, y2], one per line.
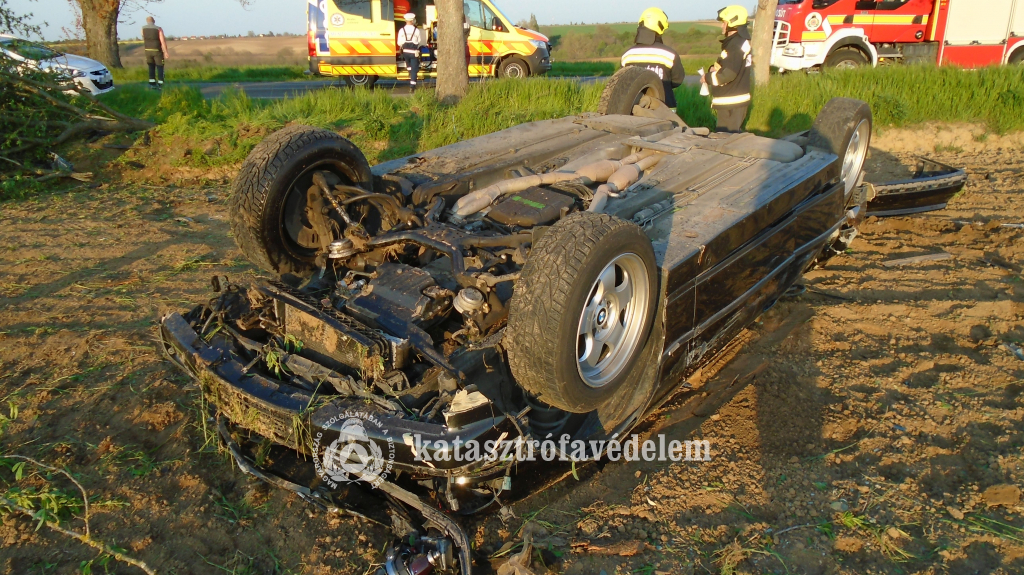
[674, 64, 1024, 137]
[99, 77, 604, 167]
[5, 64, 1018, 201]
[540, 21, 719, 38]
[551, 57, 715, 78]
[112, 64, 309, 84]
[110, 61, 633, 84]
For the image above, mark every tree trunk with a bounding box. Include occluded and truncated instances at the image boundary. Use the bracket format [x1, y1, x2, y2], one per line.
[751, 0, 779, 87]
[78, 0, 122, 69]
[435, 0, 468, 104]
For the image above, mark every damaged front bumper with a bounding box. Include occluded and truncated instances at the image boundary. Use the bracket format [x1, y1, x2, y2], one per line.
[158, 304, 521, 485]
[866, 157, 968, 217]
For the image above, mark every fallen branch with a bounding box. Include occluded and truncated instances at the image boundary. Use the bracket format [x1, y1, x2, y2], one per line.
[0, 455, 157, 575]
[0, 58, 154, 167]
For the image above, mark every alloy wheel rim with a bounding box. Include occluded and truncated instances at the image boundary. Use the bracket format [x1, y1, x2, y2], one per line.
[841, 119, 870, 195]
[576, 253, 650, 388]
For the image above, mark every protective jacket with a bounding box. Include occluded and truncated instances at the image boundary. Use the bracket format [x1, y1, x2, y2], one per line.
[620, 26, 685, 107]
[142, 24, 162, 52]
[704, 25, 752, 108]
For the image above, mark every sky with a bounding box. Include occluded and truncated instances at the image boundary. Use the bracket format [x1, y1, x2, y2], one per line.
[10, 0, 727, 41]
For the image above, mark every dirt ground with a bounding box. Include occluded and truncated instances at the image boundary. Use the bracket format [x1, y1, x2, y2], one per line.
[0, 123, 1022, 574]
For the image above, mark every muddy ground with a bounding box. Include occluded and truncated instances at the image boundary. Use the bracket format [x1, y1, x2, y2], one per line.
[0, 124, 1022, 574]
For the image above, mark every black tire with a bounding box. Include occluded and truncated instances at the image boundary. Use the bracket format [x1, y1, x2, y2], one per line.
[506, 212, 658, 413]
[1009, 48, 1024, 65]
[343, 74, 379, 88]
[598, 66, 666, 116]
[808, 97, 872, 201]
[498, 56, 530, 79]
[229, 125, 372, 276]
[824, 47, 869, 69]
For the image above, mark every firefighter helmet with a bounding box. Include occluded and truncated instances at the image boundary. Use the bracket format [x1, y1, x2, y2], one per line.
[717, 5, 749, 27]
[639, 8, 670, 34]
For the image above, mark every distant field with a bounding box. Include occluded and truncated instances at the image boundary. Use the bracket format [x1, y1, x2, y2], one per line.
[540, 21, 719, 37]
[50, 36, 309, 68]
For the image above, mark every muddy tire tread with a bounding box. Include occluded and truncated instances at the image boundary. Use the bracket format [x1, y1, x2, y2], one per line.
[506, 212, 652, 410]
[598, 66, 665, 116]
[229, 125, 364, 275]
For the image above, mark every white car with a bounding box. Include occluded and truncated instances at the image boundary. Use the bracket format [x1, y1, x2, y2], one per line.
[0, 34, 115, 95]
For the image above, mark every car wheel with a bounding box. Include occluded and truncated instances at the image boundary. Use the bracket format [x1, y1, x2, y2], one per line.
[229, 125, 372, 276]
[506, 212, 658, 413]
[597, 66, 666, 116]
[498, 56, 530, 79]
[808, 97, 872, 201]
[343, 74, 379, 88]
[824, 47, 869, 70]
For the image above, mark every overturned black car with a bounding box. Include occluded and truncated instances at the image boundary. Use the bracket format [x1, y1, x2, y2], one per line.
[159, 68, 966, 574]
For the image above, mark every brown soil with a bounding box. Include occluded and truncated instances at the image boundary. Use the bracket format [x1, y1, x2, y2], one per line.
[1, 124, 1022, 574]
[121, 36, 309, 68]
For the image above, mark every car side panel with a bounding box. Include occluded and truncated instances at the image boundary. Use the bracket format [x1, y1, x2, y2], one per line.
[656, 172, 844, 399]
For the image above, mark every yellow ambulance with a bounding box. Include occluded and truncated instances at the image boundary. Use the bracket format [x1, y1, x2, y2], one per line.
[306, 0, 551, 87]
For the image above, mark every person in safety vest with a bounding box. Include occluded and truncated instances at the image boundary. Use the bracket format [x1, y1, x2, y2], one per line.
[397, 13, 425, 91]
[620, 8, 685, 108]
[141, 16, 169, 90]
[701, 6, 752, 132]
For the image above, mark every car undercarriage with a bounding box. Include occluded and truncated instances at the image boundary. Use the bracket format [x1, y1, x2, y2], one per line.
[158, 68, 966, 574]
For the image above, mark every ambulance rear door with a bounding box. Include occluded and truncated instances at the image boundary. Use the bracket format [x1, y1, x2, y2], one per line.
[323, 0, 397, 77]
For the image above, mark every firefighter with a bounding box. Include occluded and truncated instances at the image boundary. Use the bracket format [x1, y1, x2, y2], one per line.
[397, 13, 424, 91]
[141, 16, 169, 90]
[620, 8, 685, 108]
[701, 6, 752, 132]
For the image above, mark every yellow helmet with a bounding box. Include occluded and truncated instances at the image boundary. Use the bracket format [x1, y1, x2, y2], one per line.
[717, 5, 749, 27]
[639, 7, 669, 34]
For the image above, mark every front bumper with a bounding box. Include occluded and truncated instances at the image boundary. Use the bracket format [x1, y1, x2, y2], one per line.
[771, 44, 824, 71]
[525, 47, 551, 75]
[75, 70, 115, 95]
[158, 306, 519, 482]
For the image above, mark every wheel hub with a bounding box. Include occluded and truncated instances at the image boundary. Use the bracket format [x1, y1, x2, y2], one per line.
[576, 253, 650, 388]
[841, 119, 870, 196]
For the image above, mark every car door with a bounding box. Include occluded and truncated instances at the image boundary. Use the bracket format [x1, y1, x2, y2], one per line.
[463, 0, 498, 75]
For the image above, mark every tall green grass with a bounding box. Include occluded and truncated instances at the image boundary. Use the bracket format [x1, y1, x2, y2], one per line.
[99, 65, 1024, 171]
[112, 62, 620, 83]
[100, 78, 603, 166]
[676, 65, 1024, 136]
[112, 65, 310, 84]
[549, 61, 617, 77]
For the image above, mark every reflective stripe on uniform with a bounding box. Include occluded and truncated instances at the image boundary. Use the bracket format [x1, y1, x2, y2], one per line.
[621, 46, 675, 68]
[712, 93, 751, 106]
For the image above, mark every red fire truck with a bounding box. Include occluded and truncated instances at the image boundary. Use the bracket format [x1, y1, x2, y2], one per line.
[771, 0, 1024, 70]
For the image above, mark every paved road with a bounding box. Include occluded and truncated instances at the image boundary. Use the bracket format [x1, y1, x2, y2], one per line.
[193, 76, 602, 99]
[194, 75, 699, 100]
